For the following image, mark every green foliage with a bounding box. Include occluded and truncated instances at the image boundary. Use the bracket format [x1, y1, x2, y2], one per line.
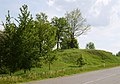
[65, 8, 90, 48]
[116, 51, 120, 56]
[76, 54, 86, 67]
[0, 4, 57, 74]
[1, 11, 19, 74]
[34, 13, 57, 69]
[16, 4, 35, 73]
[86, 42, 95, 49]
[35, 12, 56, 54]
[44, 52, 57, 70]
[60, 38, 78, 49]
[0, 31, 9, 74]
[51, 17, 68, 49]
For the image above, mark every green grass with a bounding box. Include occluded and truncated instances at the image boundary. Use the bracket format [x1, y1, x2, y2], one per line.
[1, 49, 120, 84]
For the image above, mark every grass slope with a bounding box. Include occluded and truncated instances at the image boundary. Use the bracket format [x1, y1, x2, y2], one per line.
[1, 49, 120, 84]
[57, 49, 120, 66]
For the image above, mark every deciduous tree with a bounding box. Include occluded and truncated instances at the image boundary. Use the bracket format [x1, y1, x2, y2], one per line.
[86, 42, 95, 49]
[65, 8, 90, 48]
[51, 17, 68, 49]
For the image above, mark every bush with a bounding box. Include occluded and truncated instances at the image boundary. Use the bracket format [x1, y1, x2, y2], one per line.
[76, 54, 86, 67]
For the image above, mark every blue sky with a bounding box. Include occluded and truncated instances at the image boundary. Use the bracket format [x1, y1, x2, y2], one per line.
[0, 0, 120, 54]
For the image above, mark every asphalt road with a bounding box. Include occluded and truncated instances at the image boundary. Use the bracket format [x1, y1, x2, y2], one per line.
[24, 67, 120, 84]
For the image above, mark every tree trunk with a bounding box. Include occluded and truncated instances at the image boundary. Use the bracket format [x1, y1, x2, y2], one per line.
[57, 41, 59, 50]
[24, 69, 26, 74]
[49, 62, 51, 70]
[57, 32, 60, 50]
[70, 34, 75, 48]
[71, 38, 74, 48]
[10, 72, 12, 76]
[40, 42, 42, 53]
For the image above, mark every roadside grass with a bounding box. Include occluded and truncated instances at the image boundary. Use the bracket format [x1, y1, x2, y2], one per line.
[0, 49, 120, 84]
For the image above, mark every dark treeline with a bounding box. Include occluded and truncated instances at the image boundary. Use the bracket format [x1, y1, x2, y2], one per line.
[0, 5, 90, 75]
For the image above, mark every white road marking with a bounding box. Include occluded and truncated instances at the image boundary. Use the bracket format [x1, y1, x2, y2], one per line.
[82, 74, 119, 84]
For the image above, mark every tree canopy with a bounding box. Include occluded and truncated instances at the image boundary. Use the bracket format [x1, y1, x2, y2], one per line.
[86, 42, 95, 49]
[65, 8, 90, 48]
[0, 5, 91, 74]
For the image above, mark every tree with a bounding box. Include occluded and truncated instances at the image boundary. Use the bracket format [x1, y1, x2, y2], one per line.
[0, 31, 4, 69]
[60, 38, 78, 49]
[76, 54, 86, 67]
[43, 20, 56, 70]
[45, 52, 57, 70]
[16, 4, 35, 73]
[35, 12, 50, 55]
[0, 5, 34, 74]
[86, 42, 95, 49]
[0, 30, 8, 73]
[116, 51, 120, 56]
[35, 12, 56, 69]
[65, 8, 90, 48]
[2, 11, 19, 75]
[51, 17, 68, 49]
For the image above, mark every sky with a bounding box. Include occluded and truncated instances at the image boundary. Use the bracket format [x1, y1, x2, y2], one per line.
[0, 0, 120, 54]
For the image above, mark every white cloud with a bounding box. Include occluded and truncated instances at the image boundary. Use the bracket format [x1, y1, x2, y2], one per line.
[46, 0, 64, 12]
[88, 0, 112, 17]
[0, 18, 4, 30]
[0, 25, 4, 31]
[86, 0, 115, 27]
[65, 0, 76, 2]
[96, 0, 111, 5]
[47, 0, 55, 6]
[55, 5, 63, 11]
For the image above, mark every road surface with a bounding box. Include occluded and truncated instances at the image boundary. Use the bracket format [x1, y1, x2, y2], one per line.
[24, 67, 120, 84]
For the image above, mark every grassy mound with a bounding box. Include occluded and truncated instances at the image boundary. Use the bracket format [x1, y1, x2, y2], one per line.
[56, 49, 120, 66]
